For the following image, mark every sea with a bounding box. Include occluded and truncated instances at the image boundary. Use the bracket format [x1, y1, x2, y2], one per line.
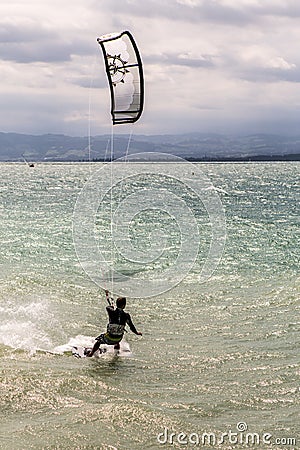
[0, 161, 299, 450]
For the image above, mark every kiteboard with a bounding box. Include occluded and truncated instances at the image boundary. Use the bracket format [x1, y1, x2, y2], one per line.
[71, 340, 132, 359]
[72, 346, 107, 358]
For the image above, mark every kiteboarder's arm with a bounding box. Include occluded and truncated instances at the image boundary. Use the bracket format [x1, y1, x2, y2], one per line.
[126, 313, 142, 336]
[105, 289, 114, 307]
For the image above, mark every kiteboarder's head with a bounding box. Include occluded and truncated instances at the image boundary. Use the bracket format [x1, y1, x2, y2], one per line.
[116, 297, 126, 309]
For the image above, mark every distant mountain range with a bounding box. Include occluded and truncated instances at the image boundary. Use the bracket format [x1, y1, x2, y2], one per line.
[0, 131, 299, 162]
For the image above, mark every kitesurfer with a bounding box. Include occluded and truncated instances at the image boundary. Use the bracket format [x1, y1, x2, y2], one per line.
[86, 290, 142, 356]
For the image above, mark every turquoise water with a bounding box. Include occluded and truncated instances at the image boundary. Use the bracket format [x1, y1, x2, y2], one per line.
[0, 162, 299, 449]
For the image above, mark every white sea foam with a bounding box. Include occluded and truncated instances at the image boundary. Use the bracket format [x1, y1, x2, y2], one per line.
[0, 300, 54, 352]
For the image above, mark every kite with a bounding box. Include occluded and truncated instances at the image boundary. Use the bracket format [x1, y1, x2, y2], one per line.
[97, 31, 144, 125]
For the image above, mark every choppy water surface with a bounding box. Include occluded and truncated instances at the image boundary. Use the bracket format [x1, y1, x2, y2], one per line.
[0, 162, 299, 449]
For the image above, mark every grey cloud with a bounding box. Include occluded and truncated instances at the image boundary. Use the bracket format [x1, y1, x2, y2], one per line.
[145, 52, 215, 68]
[0, 19, 93, 63]
[204, 45, 299, 85]
[222, 53, 300, 84]
[97, 0, 256, 26]
[0, 38, 93, 64]
[0, 41, 73, 63]
[254, 0, 300, 19]
[68, 76, 107, 89]
[0, 90, 90, 135]
[197, 1, 254, 25]
[98, 0, 300, 27]
[238, 65, 300, 84]
[0, 20, 55, 43]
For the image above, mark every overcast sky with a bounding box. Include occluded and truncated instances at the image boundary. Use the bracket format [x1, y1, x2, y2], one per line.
[1, 0, 300, 136]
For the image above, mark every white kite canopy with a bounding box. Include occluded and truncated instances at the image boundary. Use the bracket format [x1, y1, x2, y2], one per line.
[97, 31, 144, 125]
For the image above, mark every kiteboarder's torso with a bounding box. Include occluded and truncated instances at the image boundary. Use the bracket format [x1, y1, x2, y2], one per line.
[106, 305, 138, 336]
